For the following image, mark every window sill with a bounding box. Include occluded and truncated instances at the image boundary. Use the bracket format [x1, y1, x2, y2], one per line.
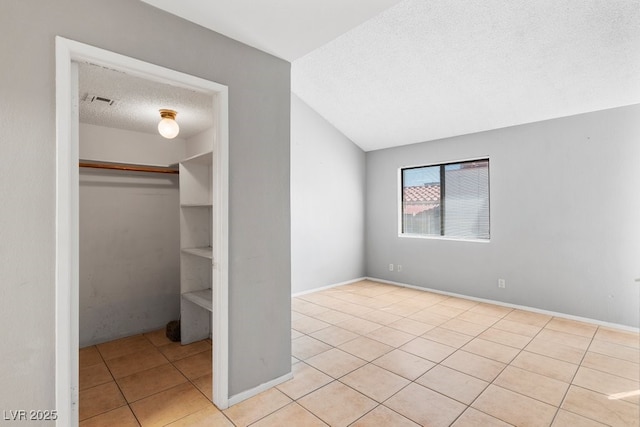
[398, 233, 490, 243]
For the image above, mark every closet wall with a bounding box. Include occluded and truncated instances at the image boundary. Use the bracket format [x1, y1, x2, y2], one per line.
[79, 123, 186, 346]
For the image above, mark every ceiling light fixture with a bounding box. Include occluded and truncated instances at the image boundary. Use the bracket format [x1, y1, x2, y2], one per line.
[158, 109, 179, 139]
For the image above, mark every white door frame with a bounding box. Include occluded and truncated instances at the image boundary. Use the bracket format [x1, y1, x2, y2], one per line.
[55, 37, 230, 426]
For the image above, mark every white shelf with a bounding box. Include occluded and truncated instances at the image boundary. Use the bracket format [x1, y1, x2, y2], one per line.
[180, 150, 214, 345]
[182, 151, 213, 165]
[181, 203, 213, 208]
[183, 289, 212, 312]
[182, 247, 213, 259]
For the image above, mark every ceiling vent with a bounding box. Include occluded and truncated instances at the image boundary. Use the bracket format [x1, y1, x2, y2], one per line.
[82, 93, 117, 106]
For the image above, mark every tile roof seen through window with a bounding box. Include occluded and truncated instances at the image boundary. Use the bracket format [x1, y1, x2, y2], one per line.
[403, 185, 440, 202]
[403, 185, 440, 216]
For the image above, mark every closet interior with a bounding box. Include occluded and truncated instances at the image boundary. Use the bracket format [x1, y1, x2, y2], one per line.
[78, 61, 216, 402]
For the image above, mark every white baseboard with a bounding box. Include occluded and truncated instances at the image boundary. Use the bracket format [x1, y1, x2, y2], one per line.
[227, 371, 293, 407]
[292, 277, 367, 298]
[366, 277, 640, 333]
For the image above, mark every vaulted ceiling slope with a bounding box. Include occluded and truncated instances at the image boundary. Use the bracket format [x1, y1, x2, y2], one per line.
[143, 0, 640, 151]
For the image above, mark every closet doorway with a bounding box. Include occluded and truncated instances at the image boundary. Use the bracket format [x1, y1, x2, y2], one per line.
[55, 37, 229, 426]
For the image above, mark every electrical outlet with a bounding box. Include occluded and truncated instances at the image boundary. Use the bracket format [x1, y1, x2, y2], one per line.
[498, 279, 506, 288]
[397, 265, 402, 272]
[389, 264, 394, 271]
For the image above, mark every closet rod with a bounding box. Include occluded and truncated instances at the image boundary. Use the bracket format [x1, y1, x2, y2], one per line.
[79, 161, 179, 174]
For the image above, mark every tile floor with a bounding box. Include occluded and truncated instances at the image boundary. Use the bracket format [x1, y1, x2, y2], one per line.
[80, 280, 640, 426]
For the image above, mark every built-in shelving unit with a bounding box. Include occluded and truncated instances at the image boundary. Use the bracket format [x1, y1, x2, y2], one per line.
[179, 151, 214, 344]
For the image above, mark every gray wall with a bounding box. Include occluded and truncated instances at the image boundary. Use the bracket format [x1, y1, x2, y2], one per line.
[291, 94, 366, 293]
[79, 124, 182, 347]
[0, 0, 290, 410]
[79, 169, 180, 347]
[366, 104, 640, 328]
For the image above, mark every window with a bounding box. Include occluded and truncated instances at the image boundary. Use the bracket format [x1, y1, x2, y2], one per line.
[401, 158, 490, 240]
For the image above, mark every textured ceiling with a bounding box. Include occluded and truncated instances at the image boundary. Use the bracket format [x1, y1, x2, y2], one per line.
[140, 0, 404, 61]
[78, 62, 213, 139]
[141, 0, 640, 151]
[293, 0, 640, 151]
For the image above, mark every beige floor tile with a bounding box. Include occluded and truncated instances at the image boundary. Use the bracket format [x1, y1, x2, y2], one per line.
[372, 349, 435, 380]
[440, 297, 479, 310]
[594, 327, 640, 349]
[421, 327, 474, 349]
[510, 351, 579, 383]
[366, 326, 415, 347]
[440, 318, 489, 336]
[105, 346, 169, 379]
[351, 405, 419, 426]
[223, 388, 292, 427]
[545, 318, 598, 338]
[340, 363, 410, 402]
[306, 348, 367, 378]
[416, 365, 489, 405]
[80, 362, 113, 391]
[338, 336, 394, 362]
[332, 300, 375, 317]
[311, 309, 355, 325]
[292, 299, 330, 317]
[298, 381, 377, 427]
[442, 350, 506, 382]
[525, 336, 586, 364]
[298, 293, 341, 307]
[426, 303, 466, 318]
[581, 351, 640, 381]
[292, 329, 304, 340]
[173, 349, 212, 380]
[456, 311, 501, 327]
[144, 328, 173, 347]
[472, 384, 556, 427]
[493, 318, 543, 337]
[400, 337, 457, 363]
[79, 405, 140, 427]
[504, 309, 552, 327]
[451, 407, 513, 427]
[130, 382, 211, 426]
[250, 402, 327, 427]
[494, 366, 569, 406]
[468, 303, 513, 318]
[292, 314, 331, 334]
[461, 338, 521, 364]
[384, 382, 466, 427]
[310, 325, 359, 347]
[478, 327, 532, 349]
[561, 385, 639, 426]
[536, 328, 592, 351]
[379, 301, 423, 316]
[376, 292, 413, 304]
[291, 335, 333, 360]
[165, 405, 233, 426]
[408, 309, 454, 326]
[335, 317, 382, 335]
[589, 339, 640, 363]
[276, 362, 332, 400]
[79, 381, 127, 421]
[357, 309, 403, 325]
[387, 317, 436, 335]
[97, 334, 155, 361]
[158, 340, 211, 362]
[192, 373, 213, 401]
[551, 409, 608, 427]
[116, 363, 188, 403]
[572, 366, 640, 405]
[80, 346, 104, 368]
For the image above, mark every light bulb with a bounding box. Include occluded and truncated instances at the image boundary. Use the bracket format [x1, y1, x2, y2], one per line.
[158, 109, 179, 139]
